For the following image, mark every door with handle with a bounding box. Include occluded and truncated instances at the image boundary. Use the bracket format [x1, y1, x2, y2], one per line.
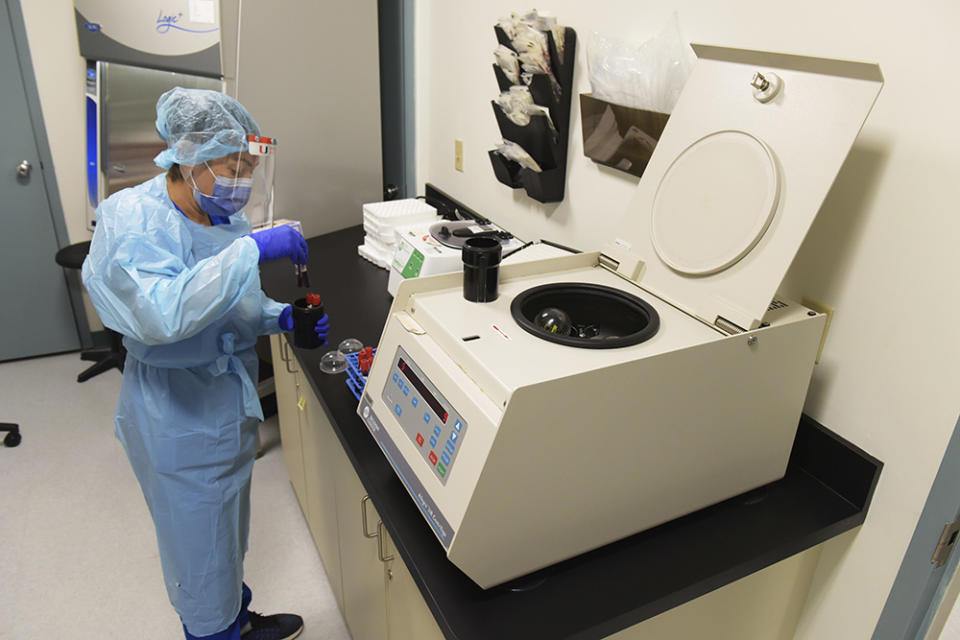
[0, 0, 80, 361]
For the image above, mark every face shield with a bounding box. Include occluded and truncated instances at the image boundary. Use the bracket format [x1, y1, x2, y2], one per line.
[243, 135, 277, 229]
[181, 135, 276, 225]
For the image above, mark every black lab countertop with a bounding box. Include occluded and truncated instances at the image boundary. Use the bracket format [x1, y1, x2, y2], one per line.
[261, 225, 882, 640]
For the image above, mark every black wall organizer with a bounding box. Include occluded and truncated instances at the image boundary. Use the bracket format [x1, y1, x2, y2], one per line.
[488, 26, 577, 204]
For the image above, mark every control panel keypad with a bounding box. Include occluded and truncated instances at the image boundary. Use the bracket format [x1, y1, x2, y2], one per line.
[381, 347, 467, 485]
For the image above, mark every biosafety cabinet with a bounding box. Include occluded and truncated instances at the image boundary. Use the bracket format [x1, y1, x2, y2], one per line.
[359, 46, 883, 589]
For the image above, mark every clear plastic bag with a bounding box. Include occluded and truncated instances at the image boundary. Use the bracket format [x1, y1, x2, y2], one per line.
[519, 10, 565, 63]
[587, 13, 694, 113]
[495, 141, 543, 173]
[495, 10, 563, 99]
[494, 45, 521, 84]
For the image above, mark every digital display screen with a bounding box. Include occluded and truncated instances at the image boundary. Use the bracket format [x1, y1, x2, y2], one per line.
[399, 358, 448, 423]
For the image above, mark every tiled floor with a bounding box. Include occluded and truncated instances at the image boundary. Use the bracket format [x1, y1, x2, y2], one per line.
[0, 352, 350, 640]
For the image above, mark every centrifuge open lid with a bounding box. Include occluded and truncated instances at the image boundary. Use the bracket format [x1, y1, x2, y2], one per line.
[601, 45, 883, 331]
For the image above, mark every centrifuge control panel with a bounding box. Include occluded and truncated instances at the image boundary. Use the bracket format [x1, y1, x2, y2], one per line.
[381, 347, 468, 485]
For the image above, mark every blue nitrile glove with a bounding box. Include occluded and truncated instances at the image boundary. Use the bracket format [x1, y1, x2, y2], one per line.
[278, 305, 294, 331]
[314, 314, 330, 346]
[247, 225, 308, 265]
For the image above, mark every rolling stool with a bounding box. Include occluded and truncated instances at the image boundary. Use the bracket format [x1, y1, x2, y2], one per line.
[54, 241, 126, 382]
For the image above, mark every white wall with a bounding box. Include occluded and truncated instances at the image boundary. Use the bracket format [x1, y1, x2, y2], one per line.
[231, 0, 383, 239]
[415, 1, 960, 638]
[20, 0, 88, 245]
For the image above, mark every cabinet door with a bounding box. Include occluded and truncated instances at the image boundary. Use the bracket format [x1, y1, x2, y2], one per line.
[335, 442, 389, 640]
[298, 378, 344, 609]
[270, 336, 307, 512]
[384, 530, 445, 640]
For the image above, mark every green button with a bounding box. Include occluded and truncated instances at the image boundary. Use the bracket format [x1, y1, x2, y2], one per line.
[437, 462, 446, 477]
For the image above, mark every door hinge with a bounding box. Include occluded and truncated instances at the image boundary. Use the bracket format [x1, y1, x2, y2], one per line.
[932, 518, 960, 567]
[598, 254, 620, 272]
[715, 316, 747, 335]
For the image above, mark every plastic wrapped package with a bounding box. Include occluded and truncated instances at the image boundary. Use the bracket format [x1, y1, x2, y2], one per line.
[587, 13, 694, 113]
[494, 45, 521, 84]
[494, 86, 534, 126]
[520, 10, 565, 62]
[495, 141, 543, 173]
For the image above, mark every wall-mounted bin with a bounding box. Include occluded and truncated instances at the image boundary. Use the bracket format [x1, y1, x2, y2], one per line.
[580, 93, 670, 179]
[488, 150, 568, 203]
[488, 25, 577, 204]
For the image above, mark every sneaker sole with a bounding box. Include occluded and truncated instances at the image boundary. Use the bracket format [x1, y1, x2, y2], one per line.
[243, 624, 302, 640]
[280, 626, 303, 640]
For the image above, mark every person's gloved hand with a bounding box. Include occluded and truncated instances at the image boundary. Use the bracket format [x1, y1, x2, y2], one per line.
[278, 305, 294, 331]
[248, 225, 308, 265]
[314, 314, 330, 346]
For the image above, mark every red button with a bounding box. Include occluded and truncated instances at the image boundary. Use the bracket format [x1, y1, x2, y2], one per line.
[416, 433, 424, 447]
[428, 451, 438, 466]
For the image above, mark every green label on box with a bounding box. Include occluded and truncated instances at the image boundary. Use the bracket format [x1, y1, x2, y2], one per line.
[399, 247, 425, 279]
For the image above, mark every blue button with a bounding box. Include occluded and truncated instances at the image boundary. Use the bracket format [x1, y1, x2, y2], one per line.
[454, 420, 463, 432]
[412, 398, 419, 407]
[393, 372, 398, 382]
[445, 441, 455, 454]
[441, 451, 451, 465]
[429, 436, 438, 448]
[403, 385, 409, 396]
[394, 404, 402, 416]
[424, 412, 431, 423]
[433, 425, 442, 437]
[397, 378, 403, 389]
[450, 431, 458, 442]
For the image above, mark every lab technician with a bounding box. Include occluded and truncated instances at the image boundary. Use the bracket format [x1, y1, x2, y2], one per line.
[82, 88, 326, 640]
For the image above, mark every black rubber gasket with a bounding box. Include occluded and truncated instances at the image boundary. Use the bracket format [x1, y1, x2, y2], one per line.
[510, 282, 660, 349]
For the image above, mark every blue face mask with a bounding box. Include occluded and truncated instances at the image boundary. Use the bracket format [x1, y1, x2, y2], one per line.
[191, 163, 254, 218]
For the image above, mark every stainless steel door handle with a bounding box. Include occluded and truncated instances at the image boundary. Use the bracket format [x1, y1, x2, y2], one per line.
[16, 160, 31, 177]
[377, 521, 394, 563]
[361, 495, 377, 539]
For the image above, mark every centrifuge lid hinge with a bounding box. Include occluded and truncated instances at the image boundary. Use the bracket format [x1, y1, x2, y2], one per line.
[714, 316, 747, 335]
[598, 254, 620, 272]
[599, 243, 646, 282]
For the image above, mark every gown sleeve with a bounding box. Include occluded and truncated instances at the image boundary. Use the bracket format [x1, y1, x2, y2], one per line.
[82, 191, 266, 346]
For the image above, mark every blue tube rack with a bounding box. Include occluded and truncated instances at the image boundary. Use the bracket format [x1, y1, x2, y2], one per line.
[344, 349, 376, 402]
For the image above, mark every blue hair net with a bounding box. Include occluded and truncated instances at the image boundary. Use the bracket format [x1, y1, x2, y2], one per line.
[153, 88, 261, 169]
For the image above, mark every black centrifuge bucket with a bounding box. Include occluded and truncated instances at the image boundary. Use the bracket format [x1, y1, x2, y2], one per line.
[462, 237, 502, 302]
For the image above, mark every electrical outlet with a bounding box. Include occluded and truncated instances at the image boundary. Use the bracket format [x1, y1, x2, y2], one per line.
[801, 297, 834, 364]
[455, 139, 464, 172]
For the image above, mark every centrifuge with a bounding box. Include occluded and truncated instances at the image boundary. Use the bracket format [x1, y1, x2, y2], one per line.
[358, 45, 883, 588]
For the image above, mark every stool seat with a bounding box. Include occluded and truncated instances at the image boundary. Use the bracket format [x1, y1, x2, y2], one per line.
[55, 241, 92, 270]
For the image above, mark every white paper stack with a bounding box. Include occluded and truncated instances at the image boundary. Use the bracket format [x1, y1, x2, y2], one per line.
[358, 199, 438, 269]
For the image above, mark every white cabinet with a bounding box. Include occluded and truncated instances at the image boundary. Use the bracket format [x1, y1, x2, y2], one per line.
[299, 380, 345, 609]
[269, 335, 307, 513]
[335, 446, 389, 640]
[384, 530, 446, 640]
[271, 336, 440, 640]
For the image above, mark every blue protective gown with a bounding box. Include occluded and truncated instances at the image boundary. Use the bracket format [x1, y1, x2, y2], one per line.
[81, 174, 287, 636]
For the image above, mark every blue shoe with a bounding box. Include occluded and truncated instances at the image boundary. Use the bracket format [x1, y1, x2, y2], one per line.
[241, 611, 303, 640]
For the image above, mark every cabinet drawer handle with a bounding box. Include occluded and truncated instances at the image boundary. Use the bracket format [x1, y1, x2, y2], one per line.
[377, 521, 394, 563]
[281, 340, 297, 374]
[361, 495, 377, 539]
